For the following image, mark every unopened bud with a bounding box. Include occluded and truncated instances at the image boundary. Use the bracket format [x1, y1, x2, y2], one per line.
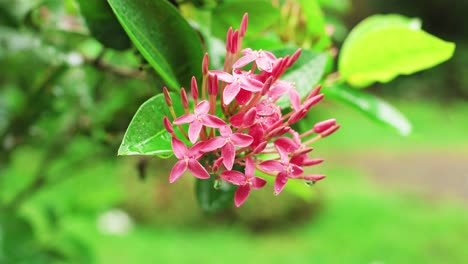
[261, 76, 273, 95]
[163, 86, 172, 107]
[294, 147, 313, 156]
[180, 87, 189, 110]
[253, 141, 268, 153]
[302, 158, 324, 166]
[163, 116, 174, 135]
[226, 27, 233, 52]
[240, 13, 248, 37]
[210, 74, 218, 95]
[313, 119, 336, 133]
[306, 85, 322, 100]
[231, 30, 239, 53]
[191, 76, 199, 101]
[288, 109, 307, 125]
[202, 53, 209, 75]
[286, 48, 302, 68]
[320, 124, 340, 138]
[303, 94, 324, 111]
[212, 157, 224, 172]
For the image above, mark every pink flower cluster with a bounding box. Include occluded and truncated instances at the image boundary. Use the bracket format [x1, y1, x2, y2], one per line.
[163, 14, 340, 207]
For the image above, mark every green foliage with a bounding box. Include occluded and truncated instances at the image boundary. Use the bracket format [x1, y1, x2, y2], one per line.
[196, 176, 236, 213]
[324, 83, 412, 136]
[272, 48, 328, 107]
[210, 0, 279, 39]
[108, 0, 204, 90]
[76, 0, 131, 50]
[118, 94, 177, 157]
[339, 14, 455, 87]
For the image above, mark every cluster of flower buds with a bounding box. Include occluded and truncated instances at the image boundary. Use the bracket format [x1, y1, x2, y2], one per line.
[163, 13, 340, 207]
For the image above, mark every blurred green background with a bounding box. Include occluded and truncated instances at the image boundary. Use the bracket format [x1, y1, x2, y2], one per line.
[1, 0, 467, 263]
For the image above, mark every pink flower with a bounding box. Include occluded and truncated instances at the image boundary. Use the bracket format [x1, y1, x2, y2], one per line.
[210, 70, 263, 105]
[259, 138, 304, 195]
[169, 137, 210, 183]
[202, 126, 253, 170]
[268, 80, 301, 110]
[221, 158, 266, 207]
[173, 100, 226, 143]
[233, 48, 278, 72]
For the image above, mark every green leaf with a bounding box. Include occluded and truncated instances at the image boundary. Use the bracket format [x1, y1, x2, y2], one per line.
[77, 0, 131, 50]
[108, 0, 204, 90]
[339, 14, 455, 88]
[324, 83, 412, 136]
[211, 0, 280, 39]
[196, 176, 236, 213]
[118, 94, 174, 157]
[272, 48, 328, 108]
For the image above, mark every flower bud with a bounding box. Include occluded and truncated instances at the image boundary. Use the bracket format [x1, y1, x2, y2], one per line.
[306, 85, 321, 100]
[320, 124, 341, 138]
[191, 76, 199, 101]
[253, 141, 268, 153]
[231, 30, 239, 53]
[240, 13, 248, 37]
[226, 27, 233, 52]
[303, 94, 324, 111]
[202, 53, 209, 75]
[302, 158, 324, 166]
[163, 116, 174, 135]
[286, 48, 302, 68]
[163, 86, 172, 107]
[313, 119, 336, 133]
[180, 87, 189, 110]
[261, 76, 274, 95]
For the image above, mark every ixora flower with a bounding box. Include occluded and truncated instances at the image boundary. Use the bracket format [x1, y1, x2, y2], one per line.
[163, 13, 340, 207]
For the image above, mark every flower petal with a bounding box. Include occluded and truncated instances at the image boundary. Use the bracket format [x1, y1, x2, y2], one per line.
[187, 159, 210, 179]
[195, 100, 210, 115]
[240, 77, 263, 92]
[233, 53, 256, 69]
[169, 160, 187, 183]
[188, 120, 203, 143]
[173, 114, 196, 125]
[209, 70, 234, 82]
[251, 177, 267, 189]
[289, 89, 301, 111]
[274, 172, 288, 195]
[171, 137, 188, 159]
[201, 115, 226, 128]
[289, 163, 304, 178]
[231, 133, 253, 147]
[221, 142, 235, 170]
[234, 184, 251, 207]
[244, 157, 255, 178]
[229, 112, 245, 128]
[259, 160, 283, 172]
[201, 137, 226, 152]
[256, 57, 273, 72]
[221, 170, 245, 185]
[223, 82, 241, 105]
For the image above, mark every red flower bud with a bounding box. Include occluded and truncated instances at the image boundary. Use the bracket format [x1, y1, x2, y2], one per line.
[313, 119, 336, 133]
[202, 53, 209, 75]
[320, 124, 341, 138]
[163, 86, 172, 107]
[180, 87, 189, 110]
[240, 13, 248, 37]
[191, 76, 199, 101]
[163, 116, 174, 135]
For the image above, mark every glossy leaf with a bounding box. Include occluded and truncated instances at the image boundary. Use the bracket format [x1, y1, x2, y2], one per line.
[324, 83, 412, 136]
[196, 175, 236, 213]
[118, 94, 174, 157]
[77, 0, 131, 50]
[339, 14, 455, 88]
[108, 0, 204, 90]
[211, 0, 280, 39]
[273, 48, 328, 108]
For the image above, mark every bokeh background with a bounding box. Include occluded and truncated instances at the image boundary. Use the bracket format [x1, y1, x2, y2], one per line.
[1, 0, 467, 263]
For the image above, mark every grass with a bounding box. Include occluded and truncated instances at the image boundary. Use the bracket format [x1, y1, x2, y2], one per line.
[62, 99, 468, 263]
